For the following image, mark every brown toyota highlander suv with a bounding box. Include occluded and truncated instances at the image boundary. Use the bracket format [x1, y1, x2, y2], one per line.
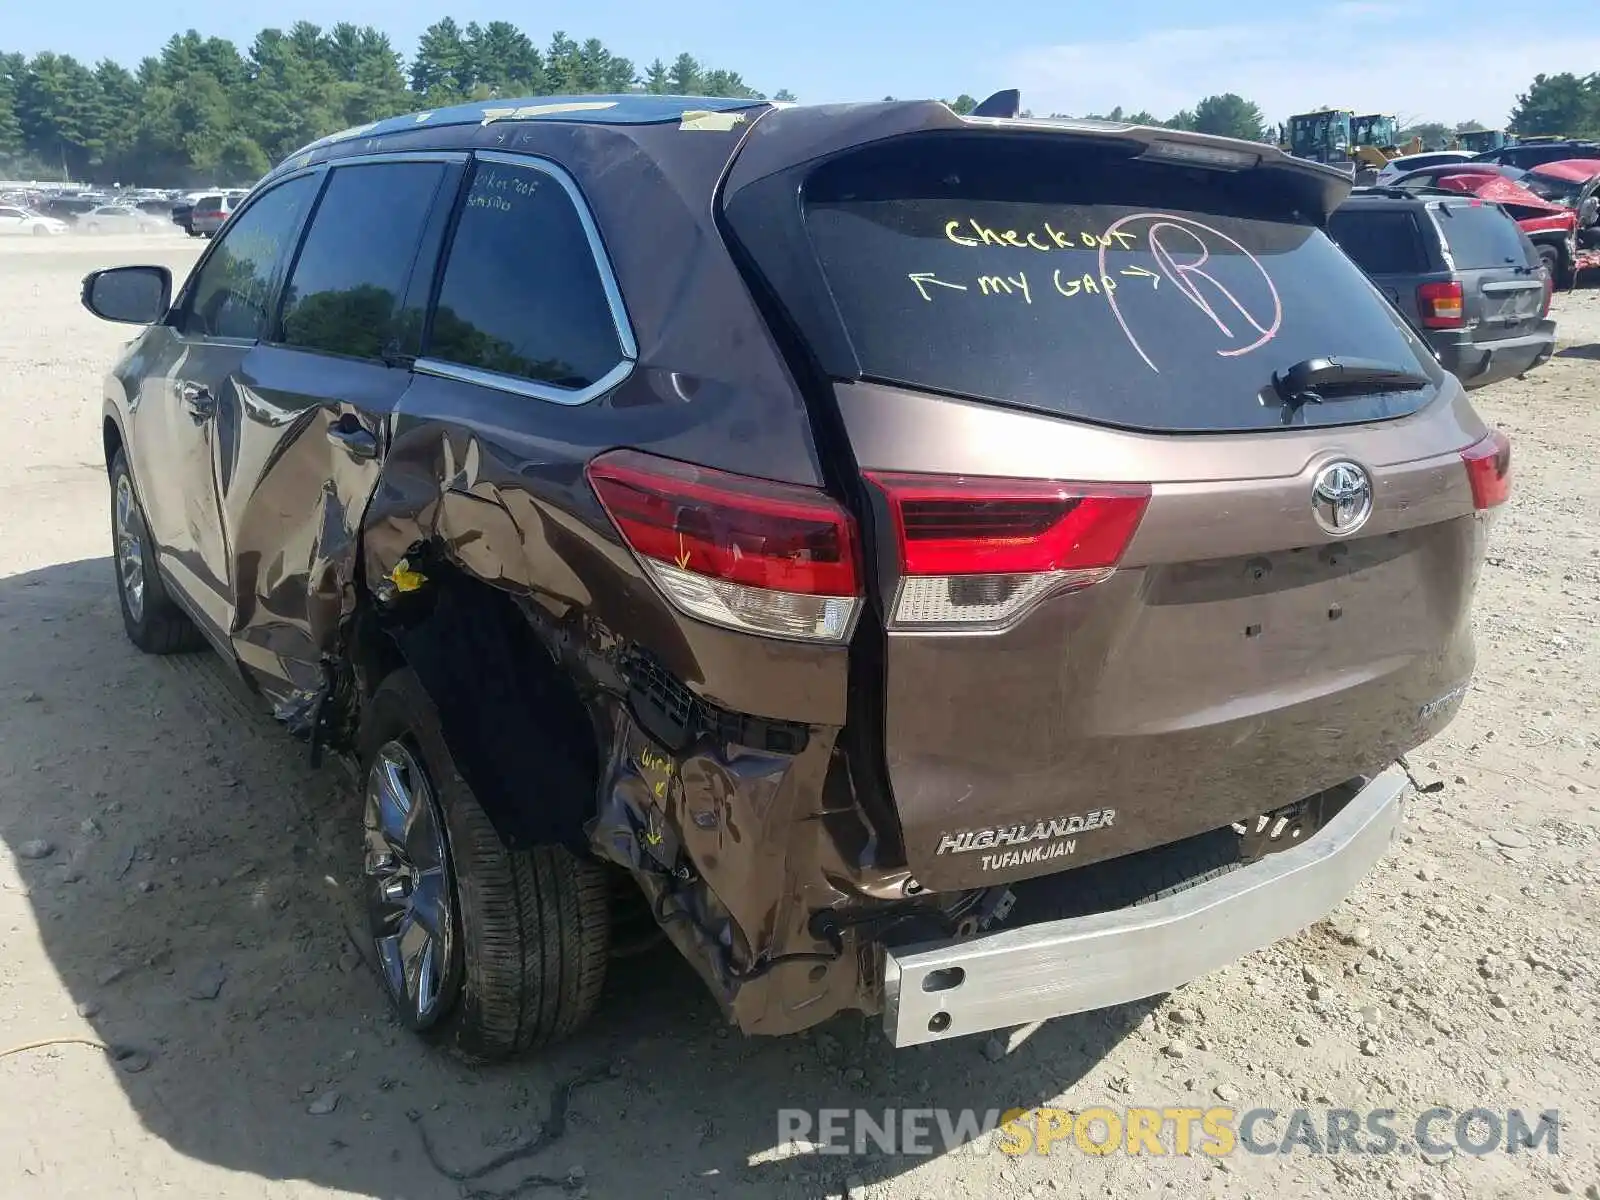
[80, 93, 1511, 1060]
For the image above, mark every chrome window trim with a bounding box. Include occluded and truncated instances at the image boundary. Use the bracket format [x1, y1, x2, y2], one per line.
[413, 356, 635, 407]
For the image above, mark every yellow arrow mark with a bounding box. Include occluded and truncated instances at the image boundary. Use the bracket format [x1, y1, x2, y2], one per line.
[908, 272, 970, 302]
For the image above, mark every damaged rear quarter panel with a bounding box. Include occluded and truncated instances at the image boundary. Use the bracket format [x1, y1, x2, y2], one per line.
[348, 114, 895, 1033]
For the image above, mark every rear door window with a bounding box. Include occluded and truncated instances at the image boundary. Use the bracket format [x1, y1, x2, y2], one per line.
[1327, 209, 1429, 275]
[423, 156, 626, 395]
[278, 161, 446, 360]
[1432, 203, 1531, 268]
[801, 137, 1440, 433]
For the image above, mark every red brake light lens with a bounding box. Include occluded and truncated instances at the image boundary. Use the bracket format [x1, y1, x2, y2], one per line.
[1461, 429, 1512, 510]
[587, 449, 861, 642]
[865, 472, 1151, 631]
[1418, 281, 1464, 329]
[866, 473, 1151, 575]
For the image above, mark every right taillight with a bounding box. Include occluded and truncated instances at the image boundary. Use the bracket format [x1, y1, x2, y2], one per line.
[1418, 281, 1465, 328]
[1461, 428, 1512, 510]
[864, 472, 1151, 632]
[587, 449, 862, 643]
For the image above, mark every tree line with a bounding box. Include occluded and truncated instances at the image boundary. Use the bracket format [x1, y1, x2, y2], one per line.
[0, 20, 796, 186]
[2, 19, 1595, 188]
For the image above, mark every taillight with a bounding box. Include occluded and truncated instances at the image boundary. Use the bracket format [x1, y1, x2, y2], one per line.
[1418, 281, 1464, 328]
[864, 472, 1151, 632]
[1461, 429, 1512, 510]
[587, 449, 862, 643]
[1540, 270, 1553, 317]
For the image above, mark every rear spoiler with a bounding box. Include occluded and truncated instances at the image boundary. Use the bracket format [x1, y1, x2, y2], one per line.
[723, 94, 1354, 222]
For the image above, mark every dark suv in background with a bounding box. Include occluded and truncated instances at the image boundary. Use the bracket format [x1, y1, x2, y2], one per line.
[1330, 189, 1555, 388]
[81, 96, 1510, 1060]
[1472, 138, 1600, 170]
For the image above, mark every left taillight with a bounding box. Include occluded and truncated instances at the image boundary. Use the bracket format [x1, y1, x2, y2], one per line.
[587, 449, 862, 643]
[1461, 428, 1512, 510]
[864, 472, 1151, 632]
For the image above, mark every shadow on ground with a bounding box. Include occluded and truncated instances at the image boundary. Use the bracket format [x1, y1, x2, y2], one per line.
[1555, 343, 1600, 361]
[0, 557, 1149, 1199]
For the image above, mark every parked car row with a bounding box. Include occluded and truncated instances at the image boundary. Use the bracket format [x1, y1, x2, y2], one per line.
[0, 182, 256, 235]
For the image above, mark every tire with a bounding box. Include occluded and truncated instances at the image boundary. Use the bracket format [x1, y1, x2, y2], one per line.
[358, 668, 609, 1061]
[31, 225, 48, 237]
[1538, 244, 1562, 284]
[109, 450, 207, 654]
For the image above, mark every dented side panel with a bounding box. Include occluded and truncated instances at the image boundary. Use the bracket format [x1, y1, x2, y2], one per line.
[360, 381, 894, 1033]
[249, 115, 908, 1034]
[213, 346, 406, 721]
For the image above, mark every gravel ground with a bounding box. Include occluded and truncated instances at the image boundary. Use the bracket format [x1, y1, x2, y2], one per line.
[1, 234, 1596, 1200]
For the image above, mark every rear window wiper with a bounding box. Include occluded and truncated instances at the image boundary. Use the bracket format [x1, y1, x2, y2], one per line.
[1269, 356, 1431, 418]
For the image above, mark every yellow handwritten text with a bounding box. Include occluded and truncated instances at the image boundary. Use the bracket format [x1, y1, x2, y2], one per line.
[1052, 270, 1118, 298]
[945, 218, 1138, 252]
[977, 273, 1033, 303]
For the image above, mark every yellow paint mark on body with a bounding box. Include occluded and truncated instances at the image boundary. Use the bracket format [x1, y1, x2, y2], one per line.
[481, 101, 618, 125]
[389, 559, 428, 593]
[679, 110, 748, 131]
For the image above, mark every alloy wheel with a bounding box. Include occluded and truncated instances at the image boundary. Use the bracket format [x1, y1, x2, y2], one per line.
[113, 473, 145, 623]
[362, 740, 456, 1026]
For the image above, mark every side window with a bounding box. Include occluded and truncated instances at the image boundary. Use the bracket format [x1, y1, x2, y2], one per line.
[278, 161, 445, 361]
[425, 158, 625, 392]
[183, 176, 316, 340]
[1327, 210, 1427, 275]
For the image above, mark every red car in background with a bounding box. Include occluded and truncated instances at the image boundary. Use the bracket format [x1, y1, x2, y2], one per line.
[1429, 172, 1578, 284]
[1522, 158, 1600, 253]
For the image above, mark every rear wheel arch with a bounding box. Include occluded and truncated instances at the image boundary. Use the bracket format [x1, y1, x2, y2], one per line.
[102, 414, 125, 475]
[349, 560, 603, 856]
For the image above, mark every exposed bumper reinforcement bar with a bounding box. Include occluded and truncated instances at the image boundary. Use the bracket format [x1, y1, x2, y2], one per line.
[881, 765, 1409, 1047]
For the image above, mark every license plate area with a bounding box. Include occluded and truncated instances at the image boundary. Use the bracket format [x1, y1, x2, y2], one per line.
[1233, 779, 1359, 863]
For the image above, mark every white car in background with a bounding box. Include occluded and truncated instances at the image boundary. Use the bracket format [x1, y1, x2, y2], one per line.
[0, 204, 69, 236]
[80, 204, 170, 235]
[1375, 150, 1474, 186]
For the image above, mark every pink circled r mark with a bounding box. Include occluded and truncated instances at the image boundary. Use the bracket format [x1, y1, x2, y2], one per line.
[1097, 213, 1282, 373]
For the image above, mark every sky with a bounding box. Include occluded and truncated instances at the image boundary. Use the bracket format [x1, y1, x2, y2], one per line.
[10, 0, 1600, 129]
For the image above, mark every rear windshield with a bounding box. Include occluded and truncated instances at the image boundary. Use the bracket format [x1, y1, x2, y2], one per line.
[1432, 203, 1532, 268]
[1327, 208, 1429, 274]
[802, 136, 1440, 433]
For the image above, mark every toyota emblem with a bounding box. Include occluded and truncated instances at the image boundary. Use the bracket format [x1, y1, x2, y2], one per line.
[1311, 461, 1372, 535]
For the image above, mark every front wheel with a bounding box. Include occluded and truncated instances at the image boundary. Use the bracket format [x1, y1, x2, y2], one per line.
[31, 224, 49, 237]
[358, 668, 610, 1061]
[1538, 244, 1569, 289]
[109, 450, 206, 654]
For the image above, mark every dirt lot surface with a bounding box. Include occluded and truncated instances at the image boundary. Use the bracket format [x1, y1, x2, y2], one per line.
[2, 234, 1597, 1200]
